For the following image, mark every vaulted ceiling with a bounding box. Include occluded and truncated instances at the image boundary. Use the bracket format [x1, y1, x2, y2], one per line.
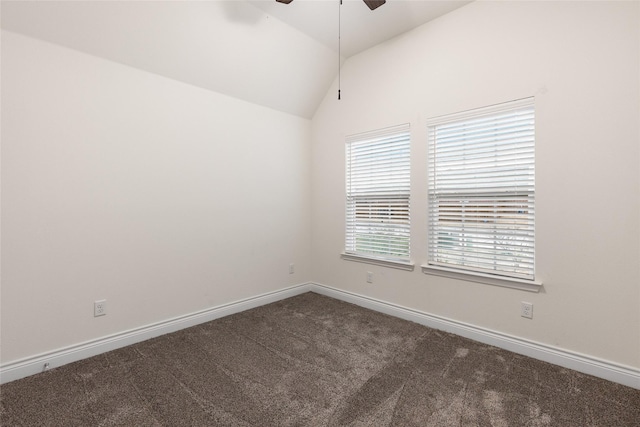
[248, 0, 471, 58]
[1, 1, 471, 119]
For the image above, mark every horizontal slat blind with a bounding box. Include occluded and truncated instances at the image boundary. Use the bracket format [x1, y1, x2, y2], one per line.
[346, 124, 411, 261]
[427, 98, 535, 280]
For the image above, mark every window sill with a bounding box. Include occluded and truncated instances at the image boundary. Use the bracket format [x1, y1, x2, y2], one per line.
[421, 264, 542, 292]
[341, 253, 415, 271]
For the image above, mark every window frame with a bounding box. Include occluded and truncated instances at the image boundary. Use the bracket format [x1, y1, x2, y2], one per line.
[341, 123, 414, 271]
[423, 98, 541, 291]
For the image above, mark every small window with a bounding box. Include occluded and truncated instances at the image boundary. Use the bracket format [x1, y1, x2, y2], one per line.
[427, 98, 535, 281]
[344, 124, 411, 264]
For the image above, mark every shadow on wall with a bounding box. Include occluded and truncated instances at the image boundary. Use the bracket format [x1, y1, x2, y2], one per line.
[221, 1, 264, 25]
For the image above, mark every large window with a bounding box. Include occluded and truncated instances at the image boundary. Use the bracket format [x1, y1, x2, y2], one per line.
[427, 98, 535, 281]
[344, 124, 411, 265]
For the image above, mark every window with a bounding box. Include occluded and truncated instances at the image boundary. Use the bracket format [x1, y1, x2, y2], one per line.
[343, 124, 411, 268]
[426, 98, 536, 282]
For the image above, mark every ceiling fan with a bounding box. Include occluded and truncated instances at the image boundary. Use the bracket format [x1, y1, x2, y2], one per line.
[275, 0, 386, 11]
[274, 0, 386, 100]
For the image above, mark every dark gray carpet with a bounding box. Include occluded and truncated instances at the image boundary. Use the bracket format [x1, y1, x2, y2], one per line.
[1, 292, 639, 426]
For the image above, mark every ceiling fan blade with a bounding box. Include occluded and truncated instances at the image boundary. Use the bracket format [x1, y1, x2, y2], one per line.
[363, 0, 386, 10]
[275, 0, 386, 10]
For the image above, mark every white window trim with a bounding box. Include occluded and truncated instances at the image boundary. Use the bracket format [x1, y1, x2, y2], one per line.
[344, 123, 412, 265]
[341, 252, 415, 271]
[426, 97, 537, 284]
[421, 264, 542, 292]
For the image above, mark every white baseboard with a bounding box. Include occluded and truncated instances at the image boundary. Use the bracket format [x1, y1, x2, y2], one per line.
[308, 282, 640, 390]
[2, 281, 638, 390]
[0, 283, 312, 384]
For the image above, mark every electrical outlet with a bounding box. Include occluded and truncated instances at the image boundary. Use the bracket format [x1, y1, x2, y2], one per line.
[94, 300, 107, 317]
[366, 271, 373, 283]
[521, 302, 533, 319]
[289, 263, 295, 274]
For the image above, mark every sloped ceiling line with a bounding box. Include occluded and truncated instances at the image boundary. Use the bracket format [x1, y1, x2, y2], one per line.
[1, 0, 470, 119]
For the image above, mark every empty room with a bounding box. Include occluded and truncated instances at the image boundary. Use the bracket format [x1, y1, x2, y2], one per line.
[1, 0, 639, 425]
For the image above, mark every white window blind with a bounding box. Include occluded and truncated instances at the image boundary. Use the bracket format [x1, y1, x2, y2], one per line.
[427, 98, 535, 280]
[346, 124, 411, 262]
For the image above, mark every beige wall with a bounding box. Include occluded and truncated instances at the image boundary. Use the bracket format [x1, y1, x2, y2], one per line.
[1, 31, 312, 363]
[1, 0, 639, 375]
[311, 1, 640, 369]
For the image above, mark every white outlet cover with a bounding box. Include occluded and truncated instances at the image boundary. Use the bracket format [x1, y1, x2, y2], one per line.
[521, 302, 533, 319]
[94, 300, 107, 317]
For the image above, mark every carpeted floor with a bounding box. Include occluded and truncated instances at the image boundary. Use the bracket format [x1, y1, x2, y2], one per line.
[1, 292, 639, 426]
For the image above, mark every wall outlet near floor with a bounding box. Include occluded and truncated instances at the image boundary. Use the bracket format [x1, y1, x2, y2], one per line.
[289, 263, 295, 274]
[521, 301, 533, 319]
[366, 271, 373, 284]
[94, 300, 107, 317]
